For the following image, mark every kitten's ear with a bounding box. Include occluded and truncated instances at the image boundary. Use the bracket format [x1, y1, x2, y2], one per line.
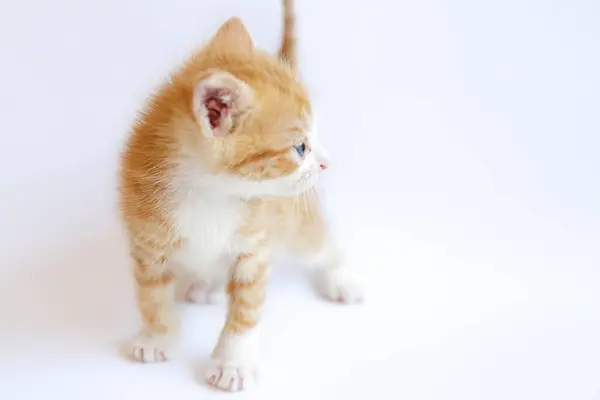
[208, 17, 254, 53]
[192, 71, 253, 138]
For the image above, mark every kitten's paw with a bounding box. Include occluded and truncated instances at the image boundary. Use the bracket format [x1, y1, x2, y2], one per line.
[127, 333, 172, 363]
[184, 283, 224, 305]
[205, 360, 257, 392]
[318, 268, 364, 304]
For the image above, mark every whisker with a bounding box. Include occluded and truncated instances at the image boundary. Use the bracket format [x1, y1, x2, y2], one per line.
[303, 190, 309, 217]
[294, 193, 300, 218]
[310, 187, 316, 214]
[309, 187, 316, 218]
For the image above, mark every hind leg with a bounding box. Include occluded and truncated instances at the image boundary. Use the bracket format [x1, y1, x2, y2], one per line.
[309, 237, 364, 303]
[174, 256, 229, 305]
[183, 277, 226, 305]
[289, 207, 364, 304]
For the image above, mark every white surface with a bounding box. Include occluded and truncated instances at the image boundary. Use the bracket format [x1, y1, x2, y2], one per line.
[1, 0, 599, 399]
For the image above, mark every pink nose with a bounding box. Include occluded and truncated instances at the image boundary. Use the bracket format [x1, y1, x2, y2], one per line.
[320, 163, 328, 170]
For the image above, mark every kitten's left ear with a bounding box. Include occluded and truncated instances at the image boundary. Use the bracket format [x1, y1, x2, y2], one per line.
[192, 71, 254, 138]
[208, 17, 254, 53]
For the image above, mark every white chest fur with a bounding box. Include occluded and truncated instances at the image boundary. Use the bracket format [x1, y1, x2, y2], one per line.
[170, 191, 245, 278]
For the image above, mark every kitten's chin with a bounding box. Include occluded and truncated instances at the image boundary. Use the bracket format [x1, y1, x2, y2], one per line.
[236, 179, 318, 200]
[245, 183, 316, 200]
[225, 168, 320, 199]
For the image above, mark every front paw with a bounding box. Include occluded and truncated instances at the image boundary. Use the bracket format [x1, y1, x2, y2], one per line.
[205, 359, 257, 392]
[317, 268, 364, 304]
[126, 333, 173, 363]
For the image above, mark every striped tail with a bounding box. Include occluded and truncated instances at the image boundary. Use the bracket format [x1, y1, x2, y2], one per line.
[278, 0, 297, 70]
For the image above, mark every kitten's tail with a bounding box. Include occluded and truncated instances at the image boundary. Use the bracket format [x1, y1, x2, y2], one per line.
[278, 0, 297, 70]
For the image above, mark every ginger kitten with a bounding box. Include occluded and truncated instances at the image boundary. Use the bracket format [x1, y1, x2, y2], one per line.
[118, 0, 362, 392]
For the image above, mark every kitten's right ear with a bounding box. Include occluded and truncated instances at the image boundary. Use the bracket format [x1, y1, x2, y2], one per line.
[192, 71, 254, 138]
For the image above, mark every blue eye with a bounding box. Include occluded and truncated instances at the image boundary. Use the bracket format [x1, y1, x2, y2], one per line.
[294, 142, 306, 158]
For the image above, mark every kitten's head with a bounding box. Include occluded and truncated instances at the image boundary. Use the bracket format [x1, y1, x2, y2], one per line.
[175, 18, 329, 198]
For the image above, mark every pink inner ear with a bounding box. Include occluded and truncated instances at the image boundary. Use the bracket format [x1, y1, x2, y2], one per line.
[204, 88, 232, 130]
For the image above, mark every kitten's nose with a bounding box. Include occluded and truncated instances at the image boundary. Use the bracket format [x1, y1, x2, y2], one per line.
[320, 163, 328, 170]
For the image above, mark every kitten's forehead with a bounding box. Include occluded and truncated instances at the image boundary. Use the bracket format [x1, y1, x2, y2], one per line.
[300, 104, 311, 120]
[289, 107, 313, 131]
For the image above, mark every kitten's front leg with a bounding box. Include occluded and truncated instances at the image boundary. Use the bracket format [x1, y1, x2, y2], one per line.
[205, 249, 269, 392]
[127, 249, 180, 363]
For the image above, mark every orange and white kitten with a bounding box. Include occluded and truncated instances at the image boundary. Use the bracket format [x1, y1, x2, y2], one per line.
[118, 0, 362, 392]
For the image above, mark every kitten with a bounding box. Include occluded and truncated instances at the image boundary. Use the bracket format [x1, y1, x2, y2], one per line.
[118, 0, 363, 392]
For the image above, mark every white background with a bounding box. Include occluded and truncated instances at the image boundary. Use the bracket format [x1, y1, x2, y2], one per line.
[0, 0, 598, 399]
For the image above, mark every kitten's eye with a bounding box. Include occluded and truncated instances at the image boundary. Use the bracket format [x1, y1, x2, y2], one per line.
[294, 142, 306, 158]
